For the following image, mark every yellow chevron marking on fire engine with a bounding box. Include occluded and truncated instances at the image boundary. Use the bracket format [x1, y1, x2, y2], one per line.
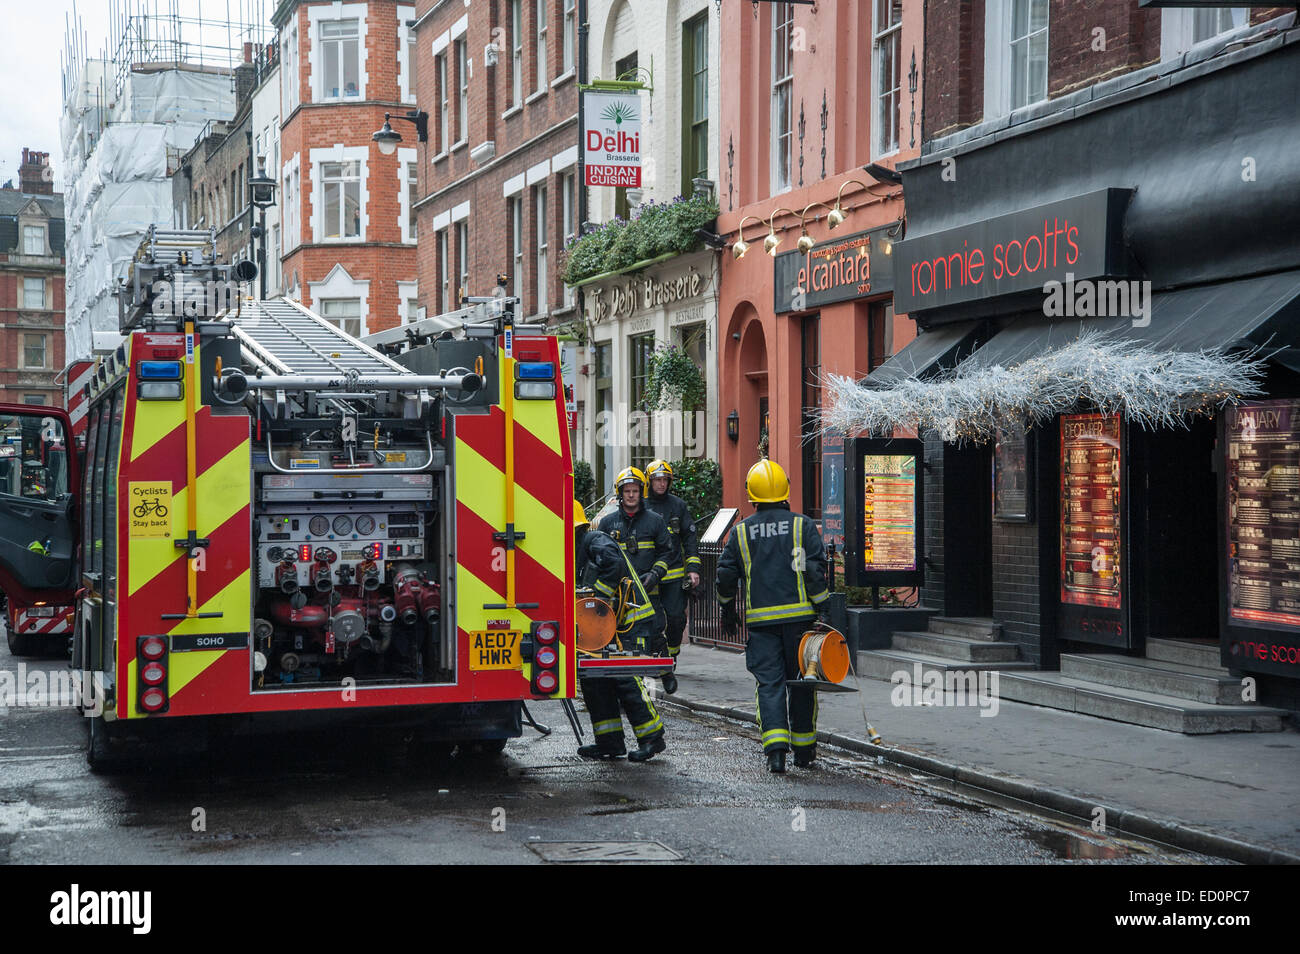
[127, 440, 250, 596]
[165, 650, 224, 698]
[512, 390, 563, 457]
[128, 389, 187, 463]
[168, 570, 251, 639]
[456, 565, 567, 688]
[454, 441, 564, 574]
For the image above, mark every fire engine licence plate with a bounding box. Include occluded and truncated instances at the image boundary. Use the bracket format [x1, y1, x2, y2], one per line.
[470, 630, 523, 670]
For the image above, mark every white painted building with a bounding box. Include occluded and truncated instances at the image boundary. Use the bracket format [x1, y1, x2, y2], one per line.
[572, 0, 721, 499]
[250, 54, 283, 297]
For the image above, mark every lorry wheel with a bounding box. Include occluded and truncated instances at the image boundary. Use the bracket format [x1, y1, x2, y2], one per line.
[86, 714, 123, 773]
[459, 738, 508, 758]
[5, 622, 34, 657]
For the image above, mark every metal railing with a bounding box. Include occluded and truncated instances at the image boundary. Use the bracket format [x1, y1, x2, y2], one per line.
[686, 542, 748, 650]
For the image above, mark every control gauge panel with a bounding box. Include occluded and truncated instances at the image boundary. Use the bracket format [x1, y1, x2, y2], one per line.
[257, 507, 427, 588]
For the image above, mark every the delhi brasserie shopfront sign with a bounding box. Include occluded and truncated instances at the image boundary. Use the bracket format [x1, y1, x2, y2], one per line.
[891, 188, 1134, 315]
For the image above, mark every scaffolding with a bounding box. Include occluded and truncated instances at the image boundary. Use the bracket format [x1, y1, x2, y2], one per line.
[60, 0, 272, 362]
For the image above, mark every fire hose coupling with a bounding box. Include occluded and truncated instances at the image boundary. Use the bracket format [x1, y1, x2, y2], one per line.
[310, 561, 334, 593]
[275, 561, 300, 594]
[359, 560, 382, 592]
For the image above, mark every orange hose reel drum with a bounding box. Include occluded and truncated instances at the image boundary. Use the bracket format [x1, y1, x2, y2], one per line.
[798, 627, 851, 684]
[575, 595, 617, 651]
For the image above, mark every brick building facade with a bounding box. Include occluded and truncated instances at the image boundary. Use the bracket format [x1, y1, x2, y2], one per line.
[273, 0, 421, 335]
[0, 150, 66, 407]
[412, 0, 580, 323]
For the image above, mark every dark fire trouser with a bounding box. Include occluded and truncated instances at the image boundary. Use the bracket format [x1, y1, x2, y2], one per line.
[580, 676, 665, 752]
[744, 621, 818, 755]
[659, 581, 687, 659]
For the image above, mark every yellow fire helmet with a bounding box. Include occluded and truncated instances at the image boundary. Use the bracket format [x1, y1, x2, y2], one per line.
[646, 459, 674, 483]
[615, 466, 646, 493]
[746, 458, 790, 503]
[574, 499, 590, 530]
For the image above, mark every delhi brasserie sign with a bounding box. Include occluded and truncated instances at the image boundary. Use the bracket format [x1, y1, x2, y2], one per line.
[584, 90, 642, 188]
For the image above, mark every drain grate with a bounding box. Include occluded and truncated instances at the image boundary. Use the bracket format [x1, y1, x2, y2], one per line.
[528, 841, 681, 863]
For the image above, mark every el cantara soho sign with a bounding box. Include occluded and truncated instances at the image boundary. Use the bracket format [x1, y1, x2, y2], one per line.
[583, 90, 642, 188]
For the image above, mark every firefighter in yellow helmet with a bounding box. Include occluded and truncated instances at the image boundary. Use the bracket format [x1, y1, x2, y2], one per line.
[573, 499, 668, 761]
[642, 459, 700, 694]
[715, 459, 830, 773]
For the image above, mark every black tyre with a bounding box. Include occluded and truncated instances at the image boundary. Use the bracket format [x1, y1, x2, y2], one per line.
[458, 737, 509, 758]
[86, 712, 123, 773]
[5, 621, 34, 657]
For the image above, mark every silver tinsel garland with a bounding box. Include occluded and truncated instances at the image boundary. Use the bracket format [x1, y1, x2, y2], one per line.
[822, 331, 1268, 443]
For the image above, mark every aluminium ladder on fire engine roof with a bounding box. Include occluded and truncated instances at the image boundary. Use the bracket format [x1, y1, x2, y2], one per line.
[227, 297, 410, 379]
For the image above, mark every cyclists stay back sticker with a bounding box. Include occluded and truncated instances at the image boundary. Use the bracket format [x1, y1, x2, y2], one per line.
[128, 482, 172, 537]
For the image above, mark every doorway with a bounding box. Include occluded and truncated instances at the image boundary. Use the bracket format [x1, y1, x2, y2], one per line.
[943, 441, 993, 617]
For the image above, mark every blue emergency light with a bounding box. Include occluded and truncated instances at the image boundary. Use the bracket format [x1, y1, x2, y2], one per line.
[138, 361, 182, 380]
[515, 362, 555, 380]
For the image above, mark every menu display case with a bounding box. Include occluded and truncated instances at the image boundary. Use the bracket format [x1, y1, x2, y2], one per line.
[845, 438, 925, 588]
[1060, 414, 1123, 610]
[1225, 399, 1300, 630]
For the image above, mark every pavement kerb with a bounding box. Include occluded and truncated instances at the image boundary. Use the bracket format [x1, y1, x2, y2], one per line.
[660, 696, 1300, 866]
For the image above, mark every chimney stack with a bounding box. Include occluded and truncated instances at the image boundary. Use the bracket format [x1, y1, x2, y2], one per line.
[19, 148, 53, 195]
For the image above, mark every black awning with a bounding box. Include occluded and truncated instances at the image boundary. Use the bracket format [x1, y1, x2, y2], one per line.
[966, 269, 1300, 370]
[867, 318, 984, 386]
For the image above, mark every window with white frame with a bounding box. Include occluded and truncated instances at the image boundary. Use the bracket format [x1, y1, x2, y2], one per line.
[319, 298, 362, 337]
[456, 222, 469, 301]
[282, 24, 299, 110]
[438, 229, 450, 314]
[271, 224, 281, 291]
[562, 0, 575, 74]
[535, 0, 548, 91]
[456, 39, 468, 141]
[771, 3, 794, 194]
[22, 333, 46, 368]
[401, 6, 417, 103]
[511, 0, 523, 105]
[406, 160, 418, 242]
[873, 0, 902, 156]
[1009, 0, 1048, 111]
[534, 184, 548, 315]
[23, 225, 44, 255]
[437, 53, 450, 150]
[22, 277, 44, 309]
[320, 18, 361, 98]
[560, 171, 575, 306]
[398, 281, 418, 326]
[1161, 7, 1249, 59]
[510, 197, 524, 300]
[321, 160, 362, 240]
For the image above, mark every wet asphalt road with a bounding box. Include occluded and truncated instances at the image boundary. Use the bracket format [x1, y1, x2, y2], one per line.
[0, 641, 1220, 865]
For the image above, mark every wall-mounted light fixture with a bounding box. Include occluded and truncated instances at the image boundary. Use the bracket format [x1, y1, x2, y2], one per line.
[727, 409, 740, 441]
[826, 179, 868, 231]
[372, 110, 429, 154]
[796, 202, 832, 253]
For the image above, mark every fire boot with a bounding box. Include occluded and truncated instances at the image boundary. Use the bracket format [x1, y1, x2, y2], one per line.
[767, 750, 787, 774]
[793, 747, 816, 768]
[661, 672, 678, 695]
[627, 732, 666, 763]
[577, 740, 626, 760]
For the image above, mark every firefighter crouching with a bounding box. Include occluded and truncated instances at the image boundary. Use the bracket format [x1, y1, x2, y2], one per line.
[643, 459, 701, 695]
[716, 459, 831, 774]
[574, 500, 668, 761]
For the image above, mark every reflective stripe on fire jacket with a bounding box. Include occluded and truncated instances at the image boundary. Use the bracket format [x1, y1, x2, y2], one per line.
[716, 505, 830, 626]
[596, 505, 673, 592]
[577, 527, 656, 630]
[645, 491, 700, 583]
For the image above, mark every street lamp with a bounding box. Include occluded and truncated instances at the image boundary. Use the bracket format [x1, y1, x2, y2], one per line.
[372, 110, 429, 155]
[248, 158, 277, 300]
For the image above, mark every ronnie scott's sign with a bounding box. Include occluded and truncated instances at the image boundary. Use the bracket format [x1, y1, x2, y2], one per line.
[891, 188, 1134, 315]
[773, 225, 896, 314]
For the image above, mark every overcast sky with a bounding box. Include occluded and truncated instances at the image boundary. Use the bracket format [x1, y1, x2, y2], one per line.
[0, 0, 273, 192]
